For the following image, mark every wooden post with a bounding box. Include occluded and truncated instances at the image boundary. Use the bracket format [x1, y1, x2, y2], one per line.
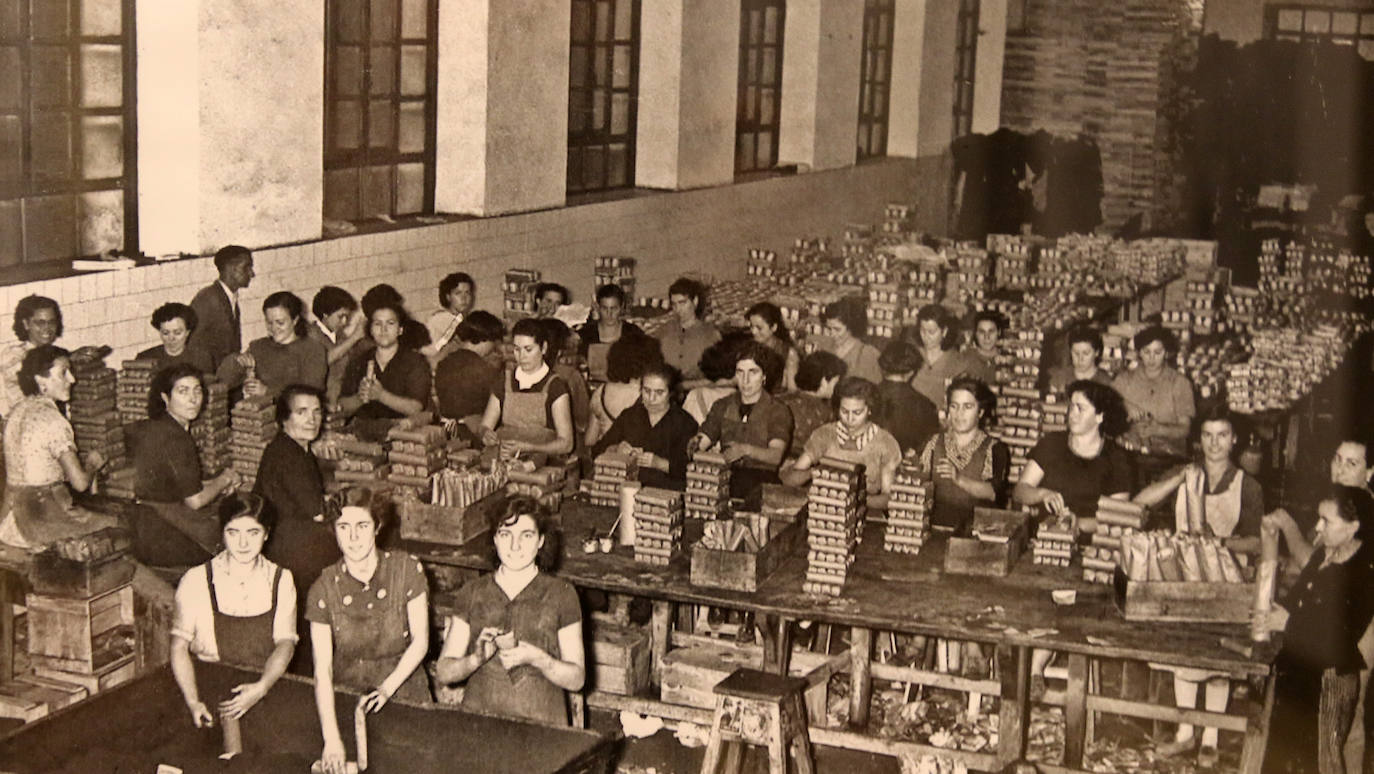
[996, 644, 1030, 769]
[849, 627, 873, 730]
[650, 600, 672, 687]
[1064, 653, 1090, 768]
[759, 614, 793, 674]
[1239, 671, 1276, 774]
[0, 570, 12, 683]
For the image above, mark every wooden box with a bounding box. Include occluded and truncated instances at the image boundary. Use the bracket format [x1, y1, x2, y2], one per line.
[398, 490, 507, 547]
[943, 508, 1029, 577]
[588, 620, 651, 696]
[31, 551, 136, 599]
[27, 585, 136, 674]
[660, 641, 830, 715]
[0, 672, 90, 722]
[1112, 567, 1254, 623]
[34, 655, 136, 694]
[690, 520, 805, 592]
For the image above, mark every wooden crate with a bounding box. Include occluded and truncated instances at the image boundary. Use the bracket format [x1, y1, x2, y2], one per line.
[943, 508, 1030, 577]
[660, 640, 831, 717]
[1112, 568, 1254, 623]
[398, 490, 506, 547]
[0, 673, 88, 722]
[588, 620, 651, 697]
[31, 551, 135, 599]
[27, 585, 135, 674]
[34, 655, 136, 694]
[690, 520, 805, 592]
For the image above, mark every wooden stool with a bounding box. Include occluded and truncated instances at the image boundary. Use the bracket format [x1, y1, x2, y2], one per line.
[700, 668, 814, 774]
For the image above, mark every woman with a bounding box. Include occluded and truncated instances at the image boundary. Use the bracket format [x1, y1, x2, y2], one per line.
[435, 311, 506, 437]
[778, 350, 847, 459]
[579, 284, 645, 382]
[137, 303, 215, 374]
[480, 318, 575, 459]
[587, 335, 661, 448]
[1047, 326, 1113, 395]
[0, 346, 120, 549]
[747, 302, 800, 393]
[533, 283, 570, 319]
[218, 292, 328, 398]
[684, 332, 747, 426]
[1257, 486, 1374, 774]
[309, 487, 429, 772]
[819, 297, 882, 384]
[1134, 405, 1263, 762]
[875, 340, 940, 456]
[309, 286, 365, 406]
[592, 363, 699, 491]
[539, 318, 594, 459]
[127, 364, 242, 566]
[656, 277, 721, 390]
[423, 272, 475, 361]
[0, 295, 63, 418]
[1112, 325, 1195, 456]
[340, 301, 432, 440]
[918, 377, 1010, 535]
[693, 341, 792, 503]
[907, 304, 978, 409]
[170, 494, 296, 732]
[963, 310, 1006, 384]
[781, 377, 900, 506]
[436, 497, 585, 725]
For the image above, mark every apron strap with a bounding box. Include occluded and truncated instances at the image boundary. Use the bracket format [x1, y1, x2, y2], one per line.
[207, 560, 222, 616]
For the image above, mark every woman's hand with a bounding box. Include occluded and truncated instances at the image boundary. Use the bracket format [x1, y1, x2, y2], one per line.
[186, 699, 214, 728]
[616, 441, 638, 456]
[481, 428, 500, 448]
[320, 739, 348, 774]
[235, 352, 256, 369]
[692, 434, 712, 453]
[216, 469, 242, 494]
[356, 377, 379, 403]
[934, 458, 956, 480]
[475, 626, 501, 663]
[360, 686, 392, 714]
[1253, 604, 1289, 635]
[219, 681, 268, 720]
[1040, 488, 1067, 516]
[637, 451, 663, 471]
[82, 449, 107, 473]
[722, 442, 750, 465]
[243, 378, 267, 398]
[496, 640, 548, 671]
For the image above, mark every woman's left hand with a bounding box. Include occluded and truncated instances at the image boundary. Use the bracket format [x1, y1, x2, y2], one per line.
[243, 378, 267, 398]
[722, 442, 750, 465]
[496, 641, 547, 671]
[218, 681, 269, 720]
[361, 685, 392, 714]
[1252, 604, 1289, 634]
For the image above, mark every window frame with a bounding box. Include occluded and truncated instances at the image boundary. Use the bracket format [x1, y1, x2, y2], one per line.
[566, 0, 642, 196]
[1264, 5, 1374, 58]
[735, 0, 787, 176]
[857, 0, 896, 161]
[952, 0, 980, 141]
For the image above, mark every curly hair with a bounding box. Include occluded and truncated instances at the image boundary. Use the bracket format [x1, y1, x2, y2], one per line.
[13, 295, 61, 342]
[151, 302, 198, 334]
[946, 377, 997, 429]
[148, 363, 205, 419]
[330, 485, 397, 534]
[17, 345, 69, 397]
[1066, 380, 1129, 438]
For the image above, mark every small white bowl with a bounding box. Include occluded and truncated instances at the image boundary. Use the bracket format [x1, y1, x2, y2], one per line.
[1051, 589, 1077, 606]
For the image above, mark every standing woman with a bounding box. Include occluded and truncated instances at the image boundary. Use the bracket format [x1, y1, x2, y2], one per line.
[907, 304, 977, 409]
[309, 487, 429, 772]
[138, 303, 215, 374]
[918, 377, 1010, 535]
[1112, 325, 1195, 456]
[657, 277, 721, 390]
[217, 292, 328, 399]
[436, 497, 585, 725]
[339, 300, 432, 440]
[0, 295, 63, 419]
[579, 284, 645, 382]
[0, 346, 120, 549]
[747, 302, 800, 393]
[819, 297, 883, 384]
[592, 362, 699, 491]
[480, 318, 575, 459]
[170, 493, 296, 732]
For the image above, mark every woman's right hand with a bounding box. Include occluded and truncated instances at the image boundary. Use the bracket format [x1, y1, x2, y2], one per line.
[475, 626, 502, 662]
[692, 434, 711, 453]
[481, 428, 500, 448]
[320, 739, 348, 774]
[186, 699, 214, 728]
[235, 352, 256, 369]
[218, 469, 242, 494]
[1040, 488, 1067, 516]
[243, 377, 267, 398]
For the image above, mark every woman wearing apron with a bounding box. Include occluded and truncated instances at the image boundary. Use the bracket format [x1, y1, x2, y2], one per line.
[578, 284, 645, 383]
[781, 376, 901, 506]
[693, 341, 793, 505]
[1134, 406, 1262, 765]
[917, 377, 1010, 535]
[309, 486, 429, 774]
[436, 496, 585, 724]
[170, 493, 297, 738]
[480, 318, 575, 460]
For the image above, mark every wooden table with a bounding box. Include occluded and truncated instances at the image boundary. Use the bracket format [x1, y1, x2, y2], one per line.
[405, 501, 1277, 773]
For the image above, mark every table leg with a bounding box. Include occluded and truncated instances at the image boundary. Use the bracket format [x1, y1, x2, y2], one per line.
[0, 570, 12, 683]
[650, 600, 672, 687]
[1239, 672, 1277, 774]
[1064, 653, 1089, 768]
[759, 614, 792, 674]
[849, 627, 873, 730]
[996, 644, 1031, 769]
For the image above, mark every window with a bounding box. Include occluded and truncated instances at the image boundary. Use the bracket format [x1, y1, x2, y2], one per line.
[736, 0, 786, 174]
[857, 0, 895, 160]
[0, 0, 135, 267]
[567, 0, 640, 195]
[952, 0, 979, 140]
[1267, 6, 1374, 60]
[1006, 0, 1028, 34]
[324, 0, 437, 223]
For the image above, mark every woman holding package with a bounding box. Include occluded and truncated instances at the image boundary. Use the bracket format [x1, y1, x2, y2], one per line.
[692, 341, 792, 504]
[479, 318, 575, 460]
[917, 377, 1010, 535]
[591, 362, 697, 491]
[436, 496, 585, 725]
[781, 376, 901, 505]
[339, 300, 432, 441]
[217, 292, 328, 399]
[309, 486, 429, 773]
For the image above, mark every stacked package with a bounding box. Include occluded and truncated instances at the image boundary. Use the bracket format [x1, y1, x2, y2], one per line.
[1119, 532, 1247, 584]
[595, 256, 636, 298]
[884, 461, 929, 555]
[228, 395, 274, 489]
[332, 436, 388, 487]
[506, 463, 566, 511]
[746, 248, 779, 279]
[67, 350, 123, 476]
[790, 236, 830, 265]
[993, 329, 1044, 480]
[192, 381, 231, 478]
[883, 203, 916, 235]
[633, 487, 684, 566]
[1186, 277, 1220, 336]
[992, 238, 1033, 291]
[804, 458, 866, 596]
[116, 359, 155, 425]
[1031, 510, 1076, 567]
[684, 450, 730, 520]
[866, 282, 909, 340]
[386, 425, 446, 494]
[431, 463, 506, 507]
[503, 268, 541, 324]
[1040, 398, 1067, 434]
[581, 451, 637, 507]
[1081, 498, 1146, 584]
[1226, 324, 1352, 413]
[947, 244, 990, 306]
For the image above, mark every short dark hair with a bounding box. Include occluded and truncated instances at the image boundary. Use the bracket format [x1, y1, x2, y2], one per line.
[331, 485, 396, 534]
[1066, 326, 1104, 355]
[698, 331, 749, 382]
[512, 317, 551, 351]
[456, 310, 505, 345]
[149, 363, 205, 419]
[668, 278, 707, 317]
[438, 272, 475, 308]
[596, 284, 626, 305]
[973, 310, 1008, 334]
[17, 345, 70, 396]
[1134, 325, 1178, 355]
[276, 383, 324, 425]
[640, 361, 681, 393]
[489, 495, 562, 571]
[606, 334, 663, 383]
[911, 304, 959, 350]
[534, 283, 569, 306]
[878, 340, 921, 375]
[746, 302, 792, 345]
[361, 284, 405, 318]
[795, 350, 847, 392]
[151, 302, 198, 334]
[218, 491, 274, 533]
[1325, 484, 1374, 540]
[366, 300, 411, 343]
[834, 376, 879, 409]
[1334, 434, 1372, 466]
[946, 377, 997, 428]
[734, 340, 784, 393]
[312, 286, 357, 320]
[1066, 380, 1129, 438]
[821, 297, 867, 339]
[213, 245, 252, 274]
[13, 295, 62, 341]
[263, 291, 308, 338]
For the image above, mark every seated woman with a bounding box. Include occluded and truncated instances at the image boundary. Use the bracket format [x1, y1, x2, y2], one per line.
[309, 487, 429, 771]
[533, 282, 570, 319]
[435, 311, 506, 438]
[170, 493, 296, 732]
[579, 284, 646, 382]
[127, 364, 242, 567]
[657, 278, 721, 390]
[217, 292, 328, 399]
[539, 318, 594, 458]
[436, 496, 585, 725]
[1256, 486, 1374, 774]
[422, 271, 475, 361]
[962, 310, 1006, 384]
[480, 318, 576, 460]
[137, 303, 214, 374]
[309, 286, 365, 407]
[693, 341, 793, 504]
[684, 332, 748, 426]
[1046, 326, 1112, 395]
[875, 340, 939, 456]
[1112, 325, 1195, 457]
[747, 302, 800, 393]
[1133, 405, 1263, 763]
[592, 362, 698, 491]
[586, 334, 661, 448]
[0, 346, 120, 549]
[917, 377, 1010, 535]
[781, 377, 900, 507]
[1, 295, 64, 419]
[818, 297, 882, 384]
[906, 304, 979, 409]
[777, 350, 846, 459]
[339, 300, 432, 441]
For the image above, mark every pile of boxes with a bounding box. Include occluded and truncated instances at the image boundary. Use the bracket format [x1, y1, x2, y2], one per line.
[67, 350, 123, 481]
[883, 203, 915, 235]
[684, 450, 730, 520]
[192, 380, 230, 478]
[804, 458, 866, 596]
[991, 236, 1034, 291]
[1082, 497, 1147, 584]
[633, 487, 683, 566]
[581, 450, 638, 508]
[503, 268, 541, 324]
[884, 462, 929, 555]
[595, 255, 636, 298]
[993, 328, 1045, 481]
[746, 248, 779, 279]
[331, 436, 389, 487]
[385, 425, 447, 495]
[1031, 511, 1076, 567]
[228, 394, 274, 489]
[506, 463, 566, 511]
[115, 359, 154, 426]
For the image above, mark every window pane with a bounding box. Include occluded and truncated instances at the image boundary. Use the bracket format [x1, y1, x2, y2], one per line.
[0, 115, 19, 181]
[400, 0, 426, 38]
[614, 0, 633, 38]
[757, 131, 772, 166]
[736, 132, 754, 171]
[400, 45, 426, 96]
[759, 88, 775, 124]
[336, 46, 363, 97]
[1359, 40, 1374, 59]
[396, 162, 423, 213]
[764, 7, 780, 43]
[612, 45, 630, 88]
[81, 0, 122, 36]
[0, 46, 19, 109]
[582, 145, 605, 190]
[1333, 12, 1358, 35]
[336, 0, 365, 43]
[1362, 13, 1374, 34]
[610, 91, 628, 135]
[593, 46, 608, 86]
[370, 46, 395, 95]
[595, 0, 612, 40]
[0, 0, 19, 42]
[371, 0, 397, 40]
[80, 44, 123, 108]
[744, 86, 756, 120]
[30, 112, 71, 179]
[333, 100, 362, 149]
[1276, 9, 1302, 31]
[873, 86, 886, 118]
[32, 1, 70, 39]
[570, 46, 588, 88]
[761, 48, 776, 85]
[879, 11, 891, 42]
[324, 168, 360, 221]
[397, 101, 424, 153]
[32, 47, 71, 108]
[591, 87, 606, 131]
[80, 114, 122, 179]
[606, 143, 627, 188]
[571, 1, 592, 43]
[79, 188, 121, 255]
[361, 164, 391, 217]
[24, 194, 77, 263]
[1305, 11, 1330, 33]
[858, 123, 870, 155]
[750, 10, 763, 44]
[875, 50, 888, 83]
[746, 48, 758, 84]
[0, 199, 19, 267]
[568, 88, 590, 133]
[566, 148, 582, 191]
[368, 100, 393, 147]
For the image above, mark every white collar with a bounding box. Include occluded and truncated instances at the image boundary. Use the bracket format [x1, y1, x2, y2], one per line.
[515, 362, 550, 389]
[315, 319, 336, 344]
[217, 280, 238, 303]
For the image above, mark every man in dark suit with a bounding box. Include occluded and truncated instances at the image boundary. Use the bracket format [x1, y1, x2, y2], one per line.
[189, 245, 255, 371]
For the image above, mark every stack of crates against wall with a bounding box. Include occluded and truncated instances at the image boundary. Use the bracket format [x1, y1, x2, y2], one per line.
[1099, 329, 1129, 379]
[804, 458, 866, 596]
[684, 450, 730, 520]
[581, 450, 637, 508]
[1256, 238, 1283, 290]
[990, 234, 1033, 291]
[790, 236, 829, 265]
[905, 266, 941, 319]
[884, 460, 929, 555]
[947, 243, 990, 307]
[802, 288, 846, 343]
[66, 350, 124, 486]
[116, 359, 154, 426]
[503, 268, 541, 324]
[633, 487, 683, 566]
[506, 464, 566, 511]
[883, 203, 915, 234]
[746, 248, 778, 279]
[993, 328, 1044, 481]
[1113, 239, 1185, 286]
[191, 380, 230, 478]
[595, 256, 636, 299]
[228, 394, 274, 489]
[386, 425, 446, 497]
[1304, 243, 1373, 306]
[1082, 497, 1146, 584]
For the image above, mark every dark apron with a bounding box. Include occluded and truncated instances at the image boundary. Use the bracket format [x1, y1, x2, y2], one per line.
[460, 578, 570, 726]
[133, 499, 219, 568]
[586, 342, 611, 384]
[321, 555, 430, 704]
[2, 481, 121, 548]
[209, 561, 280, 670]
[719, 397, 781, 505]
[931, 433, 993, 535]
